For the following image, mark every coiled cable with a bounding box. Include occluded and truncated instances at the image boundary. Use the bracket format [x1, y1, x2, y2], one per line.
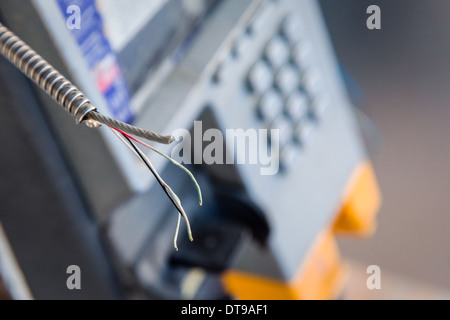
[0, 22, 173, 145]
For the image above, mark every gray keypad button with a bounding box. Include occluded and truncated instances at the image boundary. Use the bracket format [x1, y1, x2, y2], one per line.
[248, 60, 273, 94]
[280, 13, 303, 44]
[232, 34, 251, 58]
[247, 2, 273, 35]
[264, 36, 290, 69]
[291, 41, 312, 71]
[258, 89, 284, 122]
[213, 57, 232, 83]
[285, 90, 309, 122]
[294, 118, 314, 143]
[279, 142, 300, 170]
[301, 68, 321, 96]
[270, 115, 294, 148]
[275, 64, 300, 96]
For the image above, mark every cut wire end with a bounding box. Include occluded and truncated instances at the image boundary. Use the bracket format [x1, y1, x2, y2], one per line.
[174, 214, 181, 251]
[109, 127, 199, 250]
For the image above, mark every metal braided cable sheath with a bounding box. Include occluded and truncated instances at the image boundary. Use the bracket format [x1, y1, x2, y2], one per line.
[0, 22, 174, 145]
[87, 111, 174, 145]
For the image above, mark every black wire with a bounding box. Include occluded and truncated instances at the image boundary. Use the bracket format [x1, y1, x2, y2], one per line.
[121, 134, 184, 215]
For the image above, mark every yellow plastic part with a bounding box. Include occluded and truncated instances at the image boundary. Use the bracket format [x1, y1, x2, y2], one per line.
[290, 231, 348, 300]
[221, 231, 347, 300]
[333, 161, 381, 236]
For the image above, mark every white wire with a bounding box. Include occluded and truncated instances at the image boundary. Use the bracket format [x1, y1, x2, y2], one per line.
[109, 128, 193, 250]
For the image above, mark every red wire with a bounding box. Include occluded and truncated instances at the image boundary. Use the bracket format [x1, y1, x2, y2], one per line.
[108, 125, 149, 148]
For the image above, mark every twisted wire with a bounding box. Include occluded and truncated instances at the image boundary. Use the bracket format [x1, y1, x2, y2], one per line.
[88, 111, 174, 144]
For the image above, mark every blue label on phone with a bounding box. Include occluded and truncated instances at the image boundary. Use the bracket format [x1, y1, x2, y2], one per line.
[56, 0, 133, 123]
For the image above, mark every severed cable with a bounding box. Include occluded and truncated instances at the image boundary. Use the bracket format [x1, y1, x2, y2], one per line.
[90, 112, 174, 144]
[0, 22, 173, 144]
[109, 128, 194, 250]
[0, 22, 200, 249]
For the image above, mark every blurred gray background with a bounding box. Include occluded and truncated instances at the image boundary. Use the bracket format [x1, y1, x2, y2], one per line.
[319, 0, 450, 289]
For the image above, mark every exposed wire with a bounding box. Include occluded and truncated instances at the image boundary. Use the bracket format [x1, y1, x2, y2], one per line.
[108, 125, 202, 206]
[110, 128, 193, 250]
